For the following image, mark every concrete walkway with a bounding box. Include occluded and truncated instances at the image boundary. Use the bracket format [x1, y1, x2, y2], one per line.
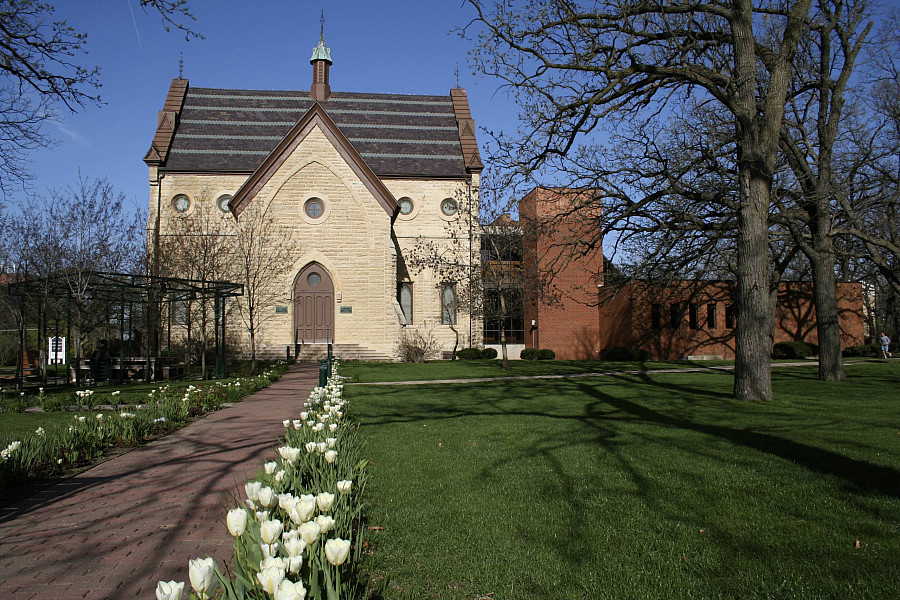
[347, 360, 828, 386]
[0, 363, 317, 600]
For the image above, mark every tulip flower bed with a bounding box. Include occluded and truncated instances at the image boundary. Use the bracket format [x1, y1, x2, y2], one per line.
[159, 362, 369, 600]
[0, 364, 289, 492]
[350, 361, 900, 599]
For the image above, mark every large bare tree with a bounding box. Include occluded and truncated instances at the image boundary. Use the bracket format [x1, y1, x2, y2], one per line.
[465, 0, 819, 400]
[0, 0, 200, 194]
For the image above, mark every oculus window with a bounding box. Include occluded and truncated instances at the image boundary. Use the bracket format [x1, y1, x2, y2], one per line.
[217, 195, 232, 213]
[398, 197, 414, 215]
[440, 198, 458, 217]
[171, 194, 191, 213]
[304, 198, 325, 219]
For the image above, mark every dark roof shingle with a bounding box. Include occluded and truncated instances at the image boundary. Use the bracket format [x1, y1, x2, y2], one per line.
[160, 87, 469, 178]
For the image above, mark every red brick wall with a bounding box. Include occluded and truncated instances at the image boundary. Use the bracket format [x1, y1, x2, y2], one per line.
[596, 280, 865, 360]
[520, 188, 604, 359]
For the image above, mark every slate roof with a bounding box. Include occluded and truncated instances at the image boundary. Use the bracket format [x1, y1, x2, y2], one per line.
[159, 87, 472, 178]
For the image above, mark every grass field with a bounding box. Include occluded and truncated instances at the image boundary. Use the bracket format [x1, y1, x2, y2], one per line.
[350, 361, 900, 599]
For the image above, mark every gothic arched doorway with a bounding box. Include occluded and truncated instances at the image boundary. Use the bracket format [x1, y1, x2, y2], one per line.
[293, 263, 334, 344]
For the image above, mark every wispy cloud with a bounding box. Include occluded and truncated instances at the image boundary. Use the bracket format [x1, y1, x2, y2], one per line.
[50, 120, 90, 147]
[127, 0, 143, 51]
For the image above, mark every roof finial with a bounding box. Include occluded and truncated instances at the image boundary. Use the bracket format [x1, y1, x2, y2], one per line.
[178, 51, 184, 79]
[320, 10, 325, 42]
[310, 11, 332, 64]
[455, 63, 460, 88]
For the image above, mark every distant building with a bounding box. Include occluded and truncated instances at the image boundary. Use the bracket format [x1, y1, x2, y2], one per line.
[518, 188, 866, 360]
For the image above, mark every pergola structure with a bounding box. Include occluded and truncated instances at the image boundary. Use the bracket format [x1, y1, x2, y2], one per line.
[8, 270, 243, 386]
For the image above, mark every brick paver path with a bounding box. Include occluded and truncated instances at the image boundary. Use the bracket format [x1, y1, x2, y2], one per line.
[0, 363, 317, 600]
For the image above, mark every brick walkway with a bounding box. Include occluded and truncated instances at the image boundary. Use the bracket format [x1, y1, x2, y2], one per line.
[0, 363, 317, 600]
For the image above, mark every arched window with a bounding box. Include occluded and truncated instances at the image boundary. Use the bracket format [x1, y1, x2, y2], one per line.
[441, 285, 457, 325]
[399, 284, 413, 324]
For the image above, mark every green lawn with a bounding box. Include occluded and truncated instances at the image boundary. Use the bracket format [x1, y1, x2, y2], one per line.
[350, 362, 900, 599]
[0, 411, 103, 443]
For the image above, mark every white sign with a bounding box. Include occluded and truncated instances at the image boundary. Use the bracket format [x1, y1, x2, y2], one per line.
[48, 336, 65, 364]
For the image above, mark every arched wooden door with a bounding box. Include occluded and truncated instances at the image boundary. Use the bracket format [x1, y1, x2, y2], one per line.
[294, 263, 334, 343]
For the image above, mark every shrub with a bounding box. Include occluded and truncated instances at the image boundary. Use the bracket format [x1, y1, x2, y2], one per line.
[397, 329, 439, 363]
[632, 349, 652, 361]
[481, 347, 498, 359]
[457, 348, 483, 360]
[520, 348, 539, 360]
[536, 349, 556, 360]
[41, 394, 68, 412]
[842, 344, 880, 358]
[604, 347, 633, 361]
[773, 341, 816, 359]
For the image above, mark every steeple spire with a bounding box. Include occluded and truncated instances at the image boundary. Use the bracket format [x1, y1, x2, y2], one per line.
[310, 11, 332, 101]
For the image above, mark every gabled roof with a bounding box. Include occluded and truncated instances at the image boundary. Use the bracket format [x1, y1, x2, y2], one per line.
[145, 81, 483, 178]
[229, 102, 399, 218]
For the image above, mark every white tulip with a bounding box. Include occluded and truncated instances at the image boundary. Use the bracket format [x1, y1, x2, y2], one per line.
[256, 510, 270, 522]
[156, 580, 184, 600]
[315, 514, 335, 533]
[304, 441, 317, 453]
[292, 419, 302, 429]
[260, 519, 283, 545]
[324, 450, 337, 464]
[329, 423, 338, 432]
[256, 565, 285, 595]
[261, 542, 280, 557]
[336, 480, 352, 494]
[316, 492, 335, 513]
[259, 556, 286, 571]
[275, 578, 307, 600]
[298, 520, 321, 545]
[245, 481, 262, 502]
[285, 555, 304, 576]
[258, 486, 276, 508]
[300, 411, 309, 420]
[226, 508, 247, 537]
[275, 470, 286, 482]
[325, 437, 337, 448]
[283, 536, 307, 557]
[282, 419, 291, 427]
[298, 498, 316, 521]
[277, 493, 294, 511]
[324, 538, 351, 566]
[264, 461, 277, 474]
[188, 557, 217, 599]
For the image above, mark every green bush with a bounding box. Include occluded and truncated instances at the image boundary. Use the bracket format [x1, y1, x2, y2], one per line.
[481, 347, 498, 359]
[842, 344, 881, 358]
[41, 394, 69, 412]
[457, 348, 483, 360]
[773, 341, 817, 359]
[604, 347, 633, 361]
[632, 349, 652, 361]
[520, 348, 539, 360]
[536, 349, 556, 360]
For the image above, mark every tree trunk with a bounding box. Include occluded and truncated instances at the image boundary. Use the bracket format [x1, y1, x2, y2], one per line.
[200, 302, 207, 379]
[810, 235, 845, 381]
[733, 172, 774, 402]
[249, 304, 257, 374]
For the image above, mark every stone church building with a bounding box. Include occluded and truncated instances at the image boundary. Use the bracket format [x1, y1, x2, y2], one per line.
[145, 32, 483, 360]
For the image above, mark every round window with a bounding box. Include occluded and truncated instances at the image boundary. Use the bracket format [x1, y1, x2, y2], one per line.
[217, 195, 232, 213]
[172, 194, 191, 213]
[398, 197, 414, 215]
[307, 273, 321, 286]
[305, 198, 325, 219]
[440, 198, 458, 217]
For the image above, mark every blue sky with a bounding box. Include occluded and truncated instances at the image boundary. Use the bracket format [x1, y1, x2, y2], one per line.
[17, 0, 515, 213]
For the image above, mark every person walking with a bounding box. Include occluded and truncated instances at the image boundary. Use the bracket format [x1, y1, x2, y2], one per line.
[880, 332, 892, 359]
